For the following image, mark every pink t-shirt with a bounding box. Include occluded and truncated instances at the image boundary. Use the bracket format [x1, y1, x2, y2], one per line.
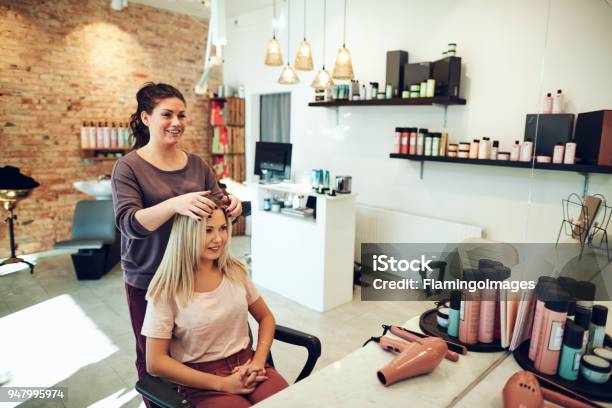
[141, 274, 260, 363]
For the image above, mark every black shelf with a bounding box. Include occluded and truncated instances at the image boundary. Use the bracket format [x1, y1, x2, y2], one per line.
[389, 154, 612, 175]
[308, 95, 466, 107]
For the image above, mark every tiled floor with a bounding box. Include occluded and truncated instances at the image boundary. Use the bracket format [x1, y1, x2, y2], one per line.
[0, 237, 427, 407]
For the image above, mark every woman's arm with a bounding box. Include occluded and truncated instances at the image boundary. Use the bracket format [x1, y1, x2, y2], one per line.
[146, 337, 255, 394]
[248, 297, 276, 366]
[134, 191, 216, 230]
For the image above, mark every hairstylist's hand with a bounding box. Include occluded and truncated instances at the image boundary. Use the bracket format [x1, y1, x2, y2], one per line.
[172, 191, 217, 221]
[219, 371, 256, 394]
[223, 195, 242, 220]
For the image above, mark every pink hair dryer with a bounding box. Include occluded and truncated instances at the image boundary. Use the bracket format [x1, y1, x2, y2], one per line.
[502, 371, 600, 408]
[376, 337, 448, 386]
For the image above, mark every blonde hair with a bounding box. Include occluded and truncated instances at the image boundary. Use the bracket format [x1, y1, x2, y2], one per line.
[146, 204, 248, 307]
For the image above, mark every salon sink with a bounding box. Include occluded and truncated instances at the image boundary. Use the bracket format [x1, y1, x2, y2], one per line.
[73, 180, 112, 200]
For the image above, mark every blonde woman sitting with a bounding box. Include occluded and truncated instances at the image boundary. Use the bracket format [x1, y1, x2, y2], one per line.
[142, 198, 288, 407]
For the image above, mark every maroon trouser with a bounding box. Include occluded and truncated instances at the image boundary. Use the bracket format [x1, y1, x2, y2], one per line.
[179, 348, 288, 407]
[124, 283, 151, 406]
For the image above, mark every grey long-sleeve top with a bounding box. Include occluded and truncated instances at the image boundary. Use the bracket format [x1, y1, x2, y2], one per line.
[111, 151, 222, 289]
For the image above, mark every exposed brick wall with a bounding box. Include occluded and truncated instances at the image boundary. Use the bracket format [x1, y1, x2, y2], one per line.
[0, 0, 220, 257]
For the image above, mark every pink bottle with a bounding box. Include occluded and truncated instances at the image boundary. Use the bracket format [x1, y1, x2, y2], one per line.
[510, 141, 521, 161]
[528, 280, 556, 361]
[534, 297, 569, 375]
[394, 128, 402, 154]
[478, 269, 497, 343]
[552, 143, 565, 164]
[409, 128, 417, 155]
[542, 92, 553, 114]
[459, 270, 481, 345]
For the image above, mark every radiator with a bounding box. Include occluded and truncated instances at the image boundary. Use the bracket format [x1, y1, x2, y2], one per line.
[355, 205, 483, 261]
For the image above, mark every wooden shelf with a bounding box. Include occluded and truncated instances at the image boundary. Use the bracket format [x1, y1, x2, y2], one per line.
[308, 95, 466, 107]
[389, 154, 612, 175]
[81, 148, 131, 152]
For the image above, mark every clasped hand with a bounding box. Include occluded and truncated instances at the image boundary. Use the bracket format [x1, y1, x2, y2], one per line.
[221, 358, 267, 394]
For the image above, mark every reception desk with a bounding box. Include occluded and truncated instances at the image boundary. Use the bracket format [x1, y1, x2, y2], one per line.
[250, 183, 356, 312]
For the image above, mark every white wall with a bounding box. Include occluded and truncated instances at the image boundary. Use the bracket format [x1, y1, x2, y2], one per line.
[224, 0, 612, 242]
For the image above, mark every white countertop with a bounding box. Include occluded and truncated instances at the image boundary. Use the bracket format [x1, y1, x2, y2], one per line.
[255, 317, 507, 407]
[250, 182, 357, 200]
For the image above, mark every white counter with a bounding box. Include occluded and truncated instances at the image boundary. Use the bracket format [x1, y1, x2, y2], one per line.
[250, 183, 357, 312]
[255, 316, 507, 407]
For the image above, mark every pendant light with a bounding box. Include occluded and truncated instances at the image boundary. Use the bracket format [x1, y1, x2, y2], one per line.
[294, 0, 313, 71]
[264, 0, 283, 66]
[332, 0, 354, 80]
[278, 0, 300, 84]
[310, 0, 334, 89]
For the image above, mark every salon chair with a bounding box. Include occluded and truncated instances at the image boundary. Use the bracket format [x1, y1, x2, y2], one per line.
[135, 324, 322, 408]
[54, 199, 120, 280]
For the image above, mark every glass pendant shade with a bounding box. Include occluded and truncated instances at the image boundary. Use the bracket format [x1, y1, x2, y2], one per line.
[310, 66, 333, 89]
[264, 37, 283, 66]
[332, 46, 354, 80]
[278, 64, 300, 84]
[294, 40, 314, 71]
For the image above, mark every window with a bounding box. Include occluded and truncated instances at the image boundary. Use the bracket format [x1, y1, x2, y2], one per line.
[259, 93, 290, 143]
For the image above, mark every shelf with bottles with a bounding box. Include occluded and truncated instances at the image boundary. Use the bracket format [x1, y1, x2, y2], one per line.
[80, 121, 132, 151]
[309, 95, 466, 108]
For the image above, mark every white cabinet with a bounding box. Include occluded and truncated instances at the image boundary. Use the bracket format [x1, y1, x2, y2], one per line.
[250, 183, 356, 312]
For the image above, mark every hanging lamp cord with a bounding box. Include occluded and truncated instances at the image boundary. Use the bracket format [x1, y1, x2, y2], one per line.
[322, 0, 326, 67]
[343, 0, 347, 47]
[287, 0, 291, 61]
[272, 0, 276, 38]
[303, 0, 307, 41]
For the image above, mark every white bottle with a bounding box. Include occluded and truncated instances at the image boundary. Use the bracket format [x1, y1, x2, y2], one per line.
[478, 138, 490, 160]
[552, 143, 565, 164]
[542, 92, 553, 114]
[96, 122, 104, 148]
[552, 89, 564, 114]
[117, 122, 124, 148]
[80, 121, 89, 149]
[564, 142, 576, 164]
[510, 140, 521, 161]
[469, 139, 480, 159]
[103, 121, 111, 148]
[88, 121, 96, 148]
[491, 141, 499, 160]
[110, 122, 118, 148]
[520, 139, 533, 162]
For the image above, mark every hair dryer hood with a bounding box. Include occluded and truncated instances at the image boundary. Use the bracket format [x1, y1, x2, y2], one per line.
[377, 337, 447, 386]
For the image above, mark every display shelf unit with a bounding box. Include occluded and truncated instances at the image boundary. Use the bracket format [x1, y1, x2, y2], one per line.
[209, 96, 246, 235]
[81, 147, 131, 161]
[308, 95, 466, 107]
[390, 153, 612, 197]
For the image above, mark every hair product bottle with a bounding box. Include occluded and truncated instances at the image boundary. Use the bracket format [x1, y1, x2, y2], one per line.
[558, 320, 584, 381]
[553, 89, 564, 114]
[469, 139, 480, 159]
[552, 142, 565, 164]
[542, 92, 553, 114]
[588, 305, 608, 353]
[409, 128, 417, 155]
[490, 141, 499, 160]
[529, 280, 557, 361]
[447, 290, 462, 338]
[459, 270, 481, 345]
[510, 140, 521, 161]
[534, 296, 569, 375]
[477, 268, 496, 343]
[520, 138, 533, 162]
[563, 142, 576, 164]
[574, 307, 591, 355]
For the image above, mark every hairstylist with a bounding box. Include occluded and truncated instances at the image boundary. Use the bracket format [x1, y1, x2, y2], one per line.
[111, 82, 242, 390]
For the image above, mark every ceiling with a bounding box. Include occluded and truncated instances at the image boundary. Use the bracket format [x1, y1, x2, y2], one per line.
[130, 0, 274, 19]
